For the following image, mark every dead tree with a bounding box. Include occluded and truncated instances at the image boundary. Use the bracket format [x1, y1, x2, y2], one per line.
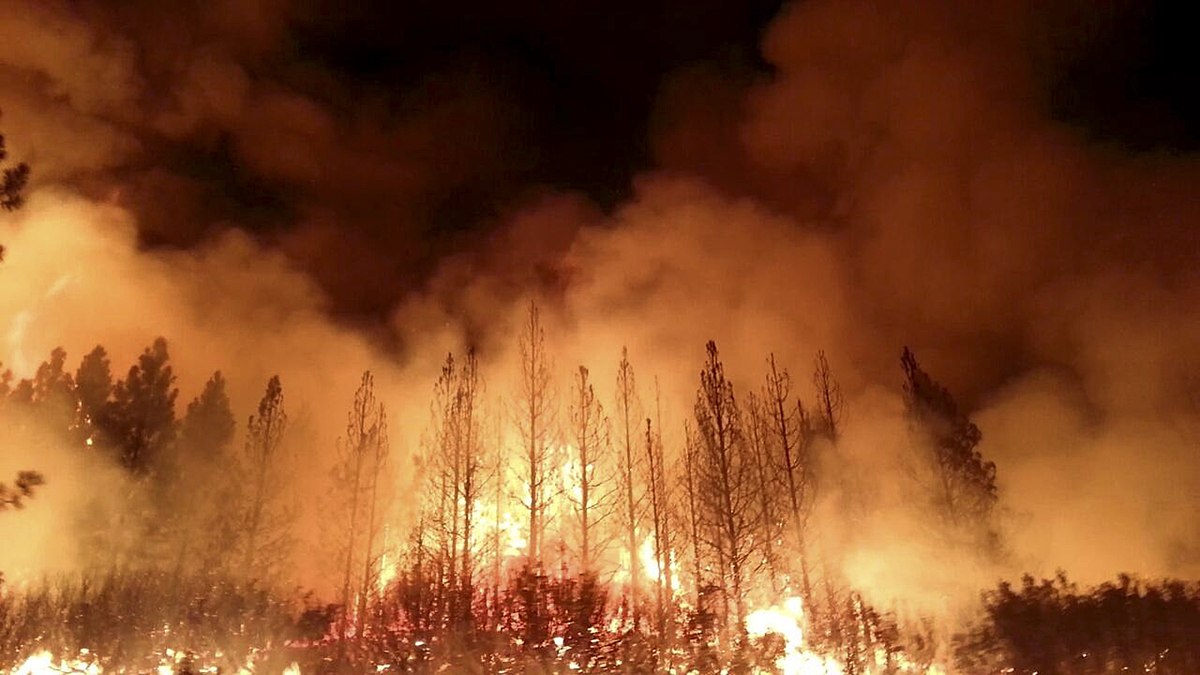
[332, 371, 390, 640]
[812, 350, 845, 443]
[239, 375, 295, 581]
[693, 340, 759, 640]
[514, 301, 556, 563]
[566, 365, 614, 573]
[428, 350, 488, 627]
[614, 347, 645, 611]
[744, 391, 784, 595]
[764, 354, 816, 609]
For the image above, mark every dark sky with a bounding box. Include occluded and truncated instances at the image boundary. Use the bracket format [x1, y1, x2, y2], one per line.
[6, 0, 1198, 329]
[293, 0, 784, 204]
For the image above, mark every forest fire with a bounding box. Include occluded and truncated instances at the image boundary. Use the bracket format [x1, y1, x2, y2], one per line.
[3, 0, 1200, 673]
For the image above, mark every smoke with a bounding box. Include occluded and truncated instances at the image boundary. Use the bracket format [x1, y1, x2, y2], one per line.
[1, 0, 1198, 619]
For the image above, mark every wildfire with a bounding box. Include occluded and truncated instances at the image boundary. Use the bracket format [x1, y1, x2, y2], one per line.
[745, 598, 845, 675]
[11, 650, 301, 675]
[13, 650, 100, 675]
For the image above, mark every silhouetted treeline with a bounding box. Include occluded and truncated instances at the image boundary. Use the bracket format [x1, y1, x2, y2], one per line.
[955, 574, 1200, 675]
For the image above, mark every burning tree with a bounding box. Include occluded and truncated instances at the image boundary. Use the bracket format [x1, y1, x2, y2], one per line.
[692, 340, 760, 646]
[744, 391, 785, 595]
[425, 349, 488, 631]
[613, 347, 646, 615]
[565, 365, 614, 574]
[74, 345, 113, 447]
[331, 371, 391, 640]
[763, 354, 816, 611]
[644, 399, 676, 639]
[513, 301, 557, 564]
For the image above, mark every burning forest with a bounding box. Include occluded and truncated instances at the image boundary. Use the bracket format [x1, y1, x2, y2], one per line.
[2, 0, 1200, 673]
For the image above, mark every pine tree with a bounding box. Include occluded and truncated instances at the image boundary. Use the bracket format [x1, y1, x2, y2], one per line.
[332, 371, 391, 640]
[693, 341, 758, 641]
[900, 347, 997, 533]
[108, 337, 178, 475]
[0, 112, 29, 217]
[426, 350, 487, 629]
[514, 301, 556, 564]
[565, 365, 613, 574]
[614, 347, 645, 612]
[239, 375, 295, 582]
[172, 371, 236, 574]
[75, 345, 113, 448]
[763, 354, 816, 613]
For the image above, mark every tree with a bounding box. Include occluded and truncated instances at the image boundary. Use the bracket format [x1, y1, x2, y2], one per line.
[565, 365, 613, 573]
[744, 391, 784, 594]
[75, 345, 114, 447]
[108, 337, 179, 475]
[0, 112, 29, 216]
[812, 350, 844, 443]
[178, 372, 236, 461]
[0, 110, 31, 263]
[426, 350, 488, 629]
[693, 340, 759, 641]
[239, 375, 296, 582]
[513, 301, 556, 563]
[900, 347, 997, 533]
[644, 412, 675, 638]
[172, 371, 237, 573]
[763, 354, 816, 610]
[332, 371, 391, 639]
[614, 347, 645, 609]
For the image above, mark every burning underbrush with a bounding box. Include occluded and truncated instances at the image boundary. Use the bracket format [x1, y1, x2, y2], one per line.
[0, 564, 935, 674]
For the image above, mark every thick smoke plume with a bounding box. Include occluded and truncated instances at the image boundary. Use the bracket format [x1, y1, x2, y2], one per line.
[1, 0, 1198, 622]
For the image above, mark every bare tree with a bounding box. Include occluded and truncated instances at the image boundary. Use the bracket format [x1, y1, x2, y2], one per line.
[565, 365, 614, 573]
[614, 347, 645, 609]
[239, 375, 295, 582]
[764, 354, 816, 609]
[332, 371, 391, 639]
[812, 350, 844, 443]
[679, 422, 705, 607]
[514, 301, 556, 564]
[744, 391, 784, 595]
[693, 340, 759, 639]
[427, 350, 488, 627]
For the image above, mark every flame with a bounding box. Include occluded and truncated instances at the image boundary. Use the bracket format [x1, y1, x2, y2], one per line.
[10, 650, 301, 674]
[498, 510, 527, 556]
[13, 651, 101, 675]
[745, 597, 845, 675]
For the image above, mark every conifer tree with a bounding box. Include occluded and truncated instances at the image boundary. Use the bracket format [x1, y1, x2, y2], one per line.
[901, 347, 997, 533]
[109, 337, 178, 475]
